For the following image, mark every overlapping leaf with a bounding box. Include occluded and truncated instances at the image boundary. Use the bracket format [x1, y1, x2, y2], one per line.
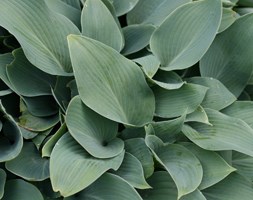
[81, 0, 124, 51]
[146, 136, 203, 199]
[125, 138, 154, 178]
[50, 133, 124, 197]
[150, 0, 222, 71]
[153, 83, 208, 118]
[0, 103, 23, 162]
[127, 0, 191, 26]
[6, 49, 56, 97]
[187, 77, 236, 110]
[66, 96, 124, 158]
[200, 13, 253, 97]
[182, 143, 235, 189]
[5, 142, 49, 181]
[203, 173, 253, 200]
[183, 109, 253, 156]
[64, 173, 142, 200]
[113, 152, 151, 189]
[0, 0, 80, 75]
[109, 0, 138, 16]
[2, 179, 44, 200]
[122, 24, 155, 55]
[67, 35, 155, 126]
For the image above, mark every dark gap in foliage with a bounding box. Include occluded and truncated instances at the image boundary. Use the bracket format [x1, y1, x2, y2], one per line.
[118, 14, 127, 28]
[1, 93, 20, 118]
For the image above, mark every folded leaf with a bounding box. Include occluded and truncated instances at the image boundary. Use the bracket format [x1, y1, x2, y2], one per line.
[112, 152, 150, 189]
[0, 0, 80, 75]
[150, 114, 185, 143]
[42, 123, 67, 157]
[133, 54, 160, 78]
[185, 106, 211, 125]
[67, 35, 155, 126]
[147, 70, 185, 90]
[182, 142, 235, 190]
[125, 138, 154, 178]
[187, 77, 236, 110]
[50, 133, 124, 197]
[139, 171, 177, 200]
[66, 96, 124, 158]
[0, 103, 23, 162]
[183, 109, 253, 157]
[150, 0, 222, 71]
[146, 137, 203, 199]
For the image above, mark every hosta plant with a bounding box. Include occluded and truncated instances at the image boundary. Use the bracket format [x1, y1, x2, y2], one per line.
[1, 0, 253, 199]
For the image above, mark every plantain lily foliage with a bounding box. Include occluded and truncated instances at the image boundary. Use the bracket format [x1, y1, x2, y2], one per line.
[1, 0, 253, 199]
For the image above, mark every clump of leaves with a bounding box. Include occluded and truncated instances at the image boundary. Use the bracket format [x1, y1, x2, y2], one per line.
[1, 0, 253, 199]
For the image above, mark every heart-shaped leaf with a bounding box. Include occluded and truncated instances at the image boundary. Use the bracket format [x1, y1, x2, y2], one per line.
[67, 35, 155, 126]
[50, 133, 124, 197]
[66, 96, 124, 158]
